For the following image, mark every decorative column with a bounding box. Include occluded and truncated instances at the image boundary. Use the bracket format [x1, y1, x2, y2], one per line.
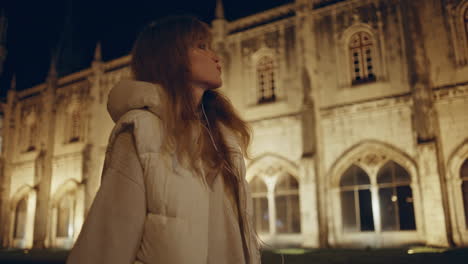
[0, 75, 17, 247]
[32, 57, 57, 248]
[401, 0, 452, 246]
[211, 0, 229, 94]
[300, 66, 321, 248]
[417, 143, 451, 246]
[83, 42, 105, 215]
[299, 156, 320, 247]
[296, 0, 326, 248]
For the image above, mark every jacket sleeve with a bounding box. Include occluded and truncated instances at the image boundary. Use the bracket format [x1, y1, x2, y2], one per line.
[67, 128, 146, 264]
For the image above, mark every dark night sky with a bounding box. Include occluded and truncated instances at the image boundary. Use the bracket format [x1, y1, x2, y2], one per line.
[0, 0, 293, 97]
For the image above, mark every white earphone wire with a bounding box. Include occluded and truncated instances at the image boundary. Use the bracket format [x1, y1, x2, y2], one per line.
[201, 103, 285, 264]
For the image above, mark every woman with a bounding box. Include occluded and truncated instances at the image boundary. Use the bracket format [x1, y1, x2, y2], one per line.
[67, 16, 261, 264]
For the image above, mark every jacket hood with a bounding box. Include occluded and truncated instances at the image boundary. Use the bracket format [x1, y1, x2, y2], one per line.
[107, 80, 164, 123]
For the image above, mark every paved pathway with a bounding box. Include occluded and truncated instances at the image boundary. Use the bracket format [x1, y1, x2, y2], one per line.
[0, 247, 467, 263]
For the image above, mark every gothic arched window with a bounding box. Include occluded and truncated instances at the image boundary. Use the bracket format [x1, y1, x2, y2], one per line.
[69, 109, 81, 143]
[340, 165, 374, 232]
[349, 31, 376, 85]
[257, 56, 276, 104]
[377, 161, 416, 231]
[21, 110, 37, 152]
[57, 191, 75, 238]
[275, 174, 301, 234]
[14, 196, 28, 239]
[26, 122, 37, 152]
[460, 159, 468, 228]
[250, 176, 269, 233]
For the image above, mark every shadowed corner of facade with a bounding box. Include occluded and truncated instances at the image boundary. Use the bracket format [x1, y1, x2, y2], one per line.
[1, 1, 468, 263]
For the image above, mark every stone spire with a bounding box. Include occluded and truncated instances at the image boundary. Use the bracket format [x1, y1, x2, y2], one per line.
[47, 54, 58, 79]
[215, 0, 225, 19]
[46, 53, 58, 91]
[10, 73, 15, 91]
[91, 41, 104, 103]
[94, 41, 102, 62]
[212, 0, 227, 46]
[92, 41, 104, 76]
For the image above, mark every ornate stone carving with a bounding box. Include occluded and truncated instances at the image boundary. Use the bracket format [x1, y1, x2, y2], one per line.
[320, 93, 412, 118]
[227, 3, 295, 33]
[264, 164, 283, 177]
[358, 153, 387, 167]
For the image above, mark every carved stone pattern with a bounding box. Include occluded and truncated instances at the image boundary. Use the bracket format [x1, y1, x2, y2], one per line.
[262, 164, 283, 177]
[56, 81, 90, 110]
[265, 30, 280, 50]
[103, 67, 131, 93]
[17, 100, 41, 151]
[320, 94, 412, 118]
[313, 0, 386, 17]
[19, 98, 41, 128]
[251, 114, 301, 130]
[358, 153, 387, 167]
[241, 37, 258, 58]
[227, 3, 295, 33]
[433, 83, 468, 101]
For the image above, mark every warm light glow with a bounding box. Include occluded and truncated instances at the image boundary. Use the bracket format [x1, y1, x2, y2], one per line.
[273, 248, 310, 255]
[68, 222, 74, 239]
[407, 247, 448, 254]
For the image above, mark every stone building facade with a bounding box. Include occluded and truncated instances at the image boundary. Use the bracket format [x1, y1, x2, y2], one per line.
[1, 0, 468, 249]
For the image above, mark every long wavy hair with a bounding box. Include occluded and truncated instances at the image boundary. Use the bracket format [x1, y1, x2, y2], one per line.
[130, 16, 251, 189]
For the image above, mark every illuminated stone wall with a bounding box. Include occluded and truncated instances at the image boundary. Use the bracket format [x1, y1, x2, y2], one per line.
[1, 0, 468, 250]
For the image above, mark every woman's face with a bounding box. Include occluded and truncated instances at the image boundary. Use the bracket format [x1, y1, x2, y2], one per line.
[188, 39, 222, 92]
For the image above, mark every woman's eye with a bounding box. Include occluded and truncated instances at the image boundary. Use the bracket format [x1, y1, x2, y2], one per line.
[199, 43, 207, 50]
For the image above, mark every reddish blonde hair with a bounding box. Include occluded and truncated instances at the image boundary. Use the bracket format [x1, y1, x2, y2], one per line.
[130, 16, 251, 188]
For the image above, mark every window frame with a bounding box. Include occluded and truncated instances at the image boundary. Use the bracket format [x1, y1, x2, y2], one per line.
[56, 191, 76, 238]
[339, 165, 375, 233]
[69, 109, 81, 143]
[349, 31, 377, 85]
[64, 98, 83, 144]
[336, 23, 386, 88]
[13, 196, 28, 239]
[251, 176, 270, 234]
[248, 173, 301, 236]
[460, 159, 468, 229]
[337, 160, 417, 234]
[256, 55, 277, 104]
[447, 1, 468, 67]
[249, 46, 282, 107]
[274, 174, 301, 234]
[19, 108, 38, 153]
[376, 161, 416, 231]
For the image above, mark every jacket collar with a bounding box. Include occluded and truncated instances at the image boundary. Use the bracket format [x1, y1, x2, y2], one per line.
[107, 80, 165, 123]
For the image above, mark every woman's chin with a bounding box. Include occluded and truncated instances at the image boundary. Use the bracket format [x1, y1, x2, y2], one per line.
[209, 81, 223, 89]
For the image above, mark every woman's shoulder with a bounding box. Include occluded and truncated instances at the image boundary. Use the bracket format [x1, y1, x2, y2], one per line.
[117, 108, 162, 124]
[114, 109, 164, 133]
[110, 109, 165, 154]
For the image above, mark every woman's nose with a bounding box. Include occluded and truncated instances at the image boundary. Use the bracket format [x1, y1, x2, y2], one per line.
[211, 51, 221, 63]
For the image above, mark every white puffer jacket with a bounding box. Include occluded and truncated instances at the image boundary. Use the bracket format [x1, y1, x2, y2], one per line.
[67, 80, 261, 264]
